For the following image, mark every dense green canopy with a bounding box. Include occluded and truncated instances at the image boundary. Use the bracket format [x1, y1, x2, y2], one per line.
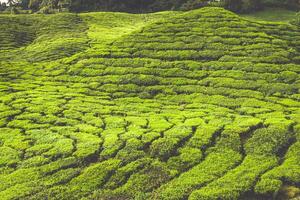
[4, 0, 300, 13]
[0, 7, 300, 199]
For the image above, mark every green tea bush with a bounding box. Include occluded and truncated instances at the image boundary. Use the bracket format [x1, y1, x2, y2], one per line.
[111, 159, 175, 198]
[19, 156, 50, 168]
[115, 138, 146, 163]
[255, 178, 282, 196]
[155, 150, 242, 200]
[255, 141, 300, 196]
[61, 159, 121, 198]
[150, 137, 179, 160]
[70, 132, 102, 160]
[187, 125, 222, 149]
[0, 146, 20, 167]
[189, 155, 278, 200]
[104, 158, 153, 189]
[167, 147, 202, 170]
[0, 7, 299, 200]
[141, 132, 161, 144]
[245, 126, 291, 156]
[290, 12, 300, 26]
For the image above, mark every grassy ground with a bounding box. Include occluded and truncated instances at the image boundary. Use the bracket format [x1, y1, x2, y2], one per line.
[241, 7, 297, 22]
[0, 7, 299, 200]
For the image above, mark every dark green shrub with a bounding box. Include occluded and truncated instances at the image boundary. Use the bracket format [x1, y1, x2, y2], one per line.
[167, 147, 202, 171]
[224, 0, 262, 13]
[245, 126, 290, 156]
[0, 7, 300, 200]
[278, 71, 298, 83]
[255, 178, 282, 196]
[180, 0, 208, 11]
[155, 151, 242, 200]
[291, 12, 300, 26]
[150, 138, 179, 160]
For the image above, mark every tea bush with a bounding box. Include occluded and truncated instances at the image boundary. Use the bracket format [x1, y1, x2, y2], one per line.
[0, 6, 299, 200]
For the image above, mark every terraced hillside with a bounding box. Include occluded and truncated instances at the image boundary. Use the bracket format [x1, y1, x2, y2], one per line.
[0, 7, 299, 200]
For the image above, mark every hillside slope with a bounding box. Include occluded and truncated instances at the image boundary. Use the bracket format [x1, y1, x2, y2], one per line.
[0, 7, 299, 200]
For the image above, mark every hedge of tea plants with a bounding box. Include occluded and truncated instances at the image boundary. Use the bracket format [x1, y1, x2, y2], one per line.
[0, 7, 299, 200]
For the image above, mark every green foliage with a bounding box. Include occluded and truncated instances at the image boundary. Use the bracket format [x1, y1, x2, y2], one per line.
[255, 141, 300, 196]
[14, 0, 300, 13]
[0, 146, 20, 167]
[66, 159, 120, 194]
[291, 12, 300, 26]
[0, 7, 299, 200]
[255, 178, 282, 195]
[155, 150, 242, 200]
[180, 0, 209, 11]
[189, 155, 278, 200]
[0, 13, 88, 62]
[242, 7, 298, 22]
[245, 126, 291, 156]
[224, 0, 262, 13]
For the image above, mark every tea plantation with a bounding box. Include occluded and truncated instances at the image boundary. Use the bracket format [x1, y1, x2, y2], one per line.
[0, 7, 299, 200]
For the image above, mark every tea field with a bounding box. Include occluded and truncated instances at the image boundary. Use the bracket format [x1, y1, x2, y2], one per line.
[0, 7, 299, 200]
